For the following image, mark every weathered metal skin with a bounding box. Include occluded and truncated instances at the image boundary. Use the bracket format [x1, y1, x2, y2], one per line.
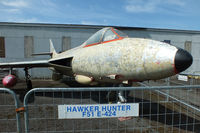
[72, 38, 178, 83]
[0, 27, 192, 86]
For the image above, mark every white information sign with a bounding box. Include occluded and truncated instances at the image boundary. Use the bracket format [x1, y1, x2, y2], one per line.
[58, 103, 139, 119]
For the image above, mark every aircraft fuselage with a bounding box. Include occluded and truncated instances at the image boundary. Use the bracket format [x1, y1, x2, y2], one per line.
[72, 38, 177, 83]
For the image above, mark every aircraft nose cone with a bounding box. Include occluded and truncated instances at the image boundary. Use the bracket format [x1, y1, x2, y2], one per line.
[175, 48, 193, 73]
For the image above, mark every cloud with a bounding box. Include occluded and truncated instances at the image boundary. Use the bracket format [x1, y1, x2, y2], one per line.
[166, 0, 185, 6]
[125, 0, 186, 13]
[0, 0, 29, 15]
[0, 8, 20, 13]
[0, 0, 28, 8]
[0, 0, 43, 23]
[125, 0, 159, 13]
[0, 0, 118, 25]
[81, 20, 108, 26]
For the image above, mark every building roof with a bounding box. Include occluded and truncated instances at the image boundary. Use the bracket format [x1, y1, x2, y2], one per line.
[0, 22, 200, 34]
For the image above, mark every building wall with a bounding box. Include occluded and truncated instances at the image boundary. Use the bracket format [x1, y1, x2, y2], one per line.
[0, 23, 200, 79]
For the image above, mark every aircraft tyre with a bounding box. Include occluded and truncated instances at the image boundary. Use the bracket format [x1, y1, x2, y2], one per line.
[106, 91, 117, 103]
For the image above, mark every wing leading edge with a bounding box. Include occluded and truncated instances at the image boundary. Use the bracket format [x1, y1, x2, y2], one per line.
[0, 60, 50, 68]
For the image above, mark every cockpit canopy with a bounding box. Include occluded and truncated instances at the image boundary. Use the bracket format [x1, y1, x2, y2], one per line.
[83, 27, 128, 47]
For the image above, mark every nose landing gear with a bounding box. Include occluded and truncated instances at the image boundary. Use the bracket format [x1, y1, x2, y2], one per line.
[106, 84, 128, 103]
[106, 84, 133, 121]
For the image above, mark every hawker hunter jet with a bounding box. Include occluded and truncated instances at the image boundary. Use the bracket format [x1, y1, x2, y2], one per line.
[0, 27, 193, 89]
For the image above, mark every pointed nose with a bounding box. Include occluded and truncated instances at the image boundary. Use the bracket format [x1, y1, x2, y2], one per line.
[175, 48, 193, 73]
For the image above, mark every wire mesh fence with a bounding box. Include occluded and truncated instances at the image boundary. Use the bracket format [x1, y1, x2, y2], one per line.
[0, 88, 21, 133]
[23, 86, 200, 133]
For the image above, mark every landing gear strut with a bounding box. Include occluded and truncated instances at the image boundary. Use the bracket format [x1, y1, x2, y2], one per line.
[117, 84, 127, 103]
[117, 91, 127, 103]
[24, 68, 32, 91]
[117, 84, 133, 121]
[19, 68, 33, 102]
[106, 84, 128, 103]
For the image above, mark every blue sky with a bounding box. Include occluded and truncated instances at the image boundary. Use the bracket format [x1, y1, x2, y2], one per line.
[0, 0, 200, 30]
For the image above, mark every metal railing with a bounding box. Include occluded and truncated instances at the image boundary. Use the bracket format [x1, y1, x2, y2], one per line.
[0, 85, 200, 132]
[23, 85, 200, 133]
[0, 88, 22, 133]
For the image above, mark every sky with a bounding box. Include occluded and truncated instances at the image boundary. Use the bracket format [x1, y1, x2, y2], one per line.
[0, 0, 200, 31]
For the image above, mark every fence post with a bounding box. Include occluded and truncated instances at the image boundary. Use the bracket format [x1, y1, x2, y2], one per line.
[23, 89, 35, 133]
[0, 88, 21, 133]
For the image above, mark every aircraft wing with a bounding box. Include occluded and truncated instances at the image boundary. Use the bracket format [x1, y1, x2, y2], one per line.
[0, 60, 50, 68]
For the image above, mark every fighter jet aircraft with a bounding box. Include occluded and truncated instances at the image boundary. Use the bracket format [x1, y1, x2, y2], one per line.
[0, 27, 193, 89]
